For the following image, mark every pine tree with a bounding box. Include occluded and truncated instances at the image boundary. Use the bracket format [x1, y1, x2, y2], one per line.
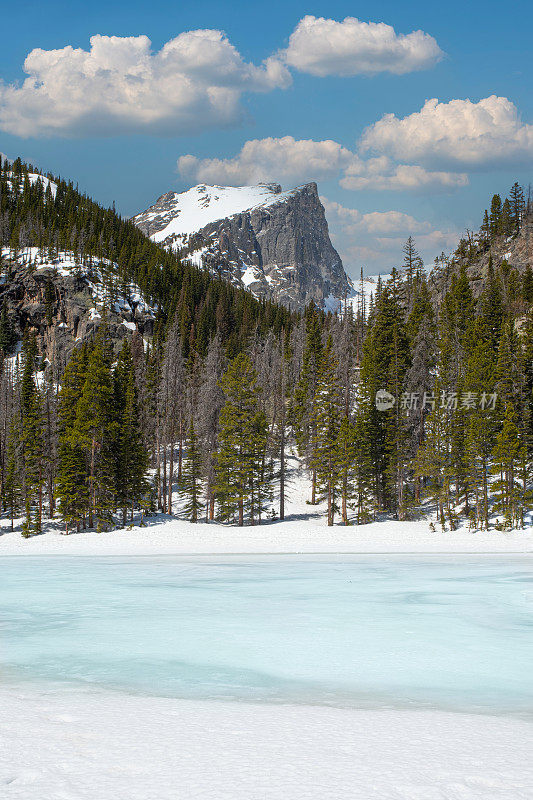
[310, 337, 342, 525]
[115, 342, 149, 525]
[404, 315, 436, 501]
[4, 416, 22, 530]
[197, 334, 226, 521]
[335, 415, 356, 525]
[414, 385, 451, 530]
[500, 198, 513, 237]
[480, 209, 490, 243]
[492, 404, 523, 529]
[291, 305, 323, 503]
[20, 333, 43, 536]
[479, 258, 504, 354]
[494, 320, 524, 415]
[180, 422, 204, 522]
[72, 333, 116, 531]
[215, 353, 267, 526]
[489, 194, 502, 238]
[463, 318, 498, 528]
[402, 236, 422, 296]
[358, 280, 410, 516]
[56, 344, 90, 533]
[0, 301, 16, 355]
[509, 182, 525, 234]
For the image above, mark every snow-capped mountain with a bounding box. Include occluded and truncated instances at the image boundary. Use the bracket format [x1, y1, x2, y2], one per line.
[133, 182, 353, 310]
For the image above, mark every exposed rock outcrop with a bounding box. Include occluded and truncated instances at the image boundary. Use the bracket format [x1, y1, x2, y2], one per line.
[0, 250, 155, 372]
[429, 211, 533, 303]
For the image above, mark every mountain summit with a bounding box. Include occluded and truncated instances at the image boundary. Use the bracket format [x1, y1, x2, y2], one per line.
[133, 182, 352, 309]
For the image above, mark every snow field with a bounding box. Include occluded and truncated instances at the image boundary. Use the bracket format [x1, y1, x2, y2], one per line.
[141, 183, 300, 242]
[1, 687, 532, 800]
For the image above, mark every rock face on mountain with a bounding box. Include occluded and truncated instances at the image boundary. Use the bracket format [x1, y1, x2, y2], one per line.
[0, 250, 155, 372]
[133, 182, 352, 310]
[429, 209, 533, 304]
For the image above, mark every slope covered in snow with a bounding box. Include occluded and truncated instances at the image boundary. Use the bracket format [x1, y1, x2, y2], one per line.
[5, 172, 57, 199]
[135, 183, 299, 243]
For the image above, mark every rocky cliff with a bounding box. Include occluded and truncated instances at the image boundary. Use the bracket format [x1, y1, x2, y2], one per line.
[0, 249, 155, 375]
[429, 209, 533, 303]
[133, 182, 352, 310]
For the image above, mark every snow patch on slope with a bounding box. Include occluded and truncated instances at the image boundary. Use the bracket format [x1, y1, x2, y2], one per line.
[139, 183, 300, 243]
[5, 172, 57, 199]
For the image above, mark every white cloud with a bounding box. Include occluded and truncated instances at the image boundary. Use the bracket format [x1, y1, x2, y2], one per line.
[323, 198, 432, 235]
[178, 136, 354, 185]
[340, 156, 467, 191]
[178, 137, 466, 192]
[283, 15, 443, 77]
[360, 95, 533, 168]
[322, 197, 459, 276]
[0, 32, 291, 137]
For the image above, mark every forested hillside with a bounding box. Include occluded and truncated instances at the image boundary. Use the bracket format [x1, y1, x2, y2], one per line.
[0, 158, 531, 534]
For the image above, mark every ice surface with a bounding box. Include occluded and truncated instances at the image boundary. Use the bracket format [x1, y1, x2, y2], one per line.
[1, 555, 532, 799]
[1, 556, 532, 714]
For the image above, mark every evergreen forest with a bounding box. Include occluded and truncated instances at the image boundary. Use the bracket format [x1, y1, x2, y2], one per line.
[1, 158, 532, 533]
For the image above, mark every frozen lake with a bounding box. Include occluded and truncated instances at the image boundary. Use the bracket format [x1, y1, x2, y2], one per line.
[1, 555, 532, 715]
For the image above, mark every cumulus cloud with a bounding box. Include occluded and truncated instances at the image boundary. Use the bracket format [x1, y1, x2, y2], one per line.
[322, 197, 459, 275]
[0, 31, 291, 137]
[360, 95, 533, 168]
[282, 15, 443, 77]
[340, 156, 467, 191]
[323, 199, 432, 235]
[178, 137, 467, 193]
[178, 136, 354, 185]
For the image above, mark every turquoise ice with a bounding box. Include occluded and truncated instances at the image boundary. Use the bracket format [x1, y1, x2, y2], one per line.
[1, 555, 531, 713]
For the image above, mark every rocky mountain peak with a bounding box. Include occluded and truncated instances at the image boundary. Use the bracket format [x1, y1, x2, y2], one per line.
[133, 181, 352, 310]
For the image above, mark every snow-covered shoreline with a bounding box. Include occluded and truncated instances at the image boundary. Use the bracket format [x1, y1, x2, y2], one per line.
[1, 684, 532, 799]
[0, 514, 531, 556]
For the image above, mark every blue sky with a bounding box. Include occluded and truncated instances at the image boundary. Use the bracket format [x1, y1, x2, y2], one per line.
[0, 0, 531, 276]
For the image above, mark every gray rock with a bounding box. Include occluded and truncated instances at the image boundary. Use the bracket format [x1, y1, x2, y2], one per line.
[0, 257, 155, 372]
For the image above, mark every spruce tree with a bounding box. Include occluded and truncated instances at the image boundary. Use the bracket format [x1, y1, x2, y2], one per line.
[215, 353, 267, 526]
[72, 333, 116, 531]
[115, 343, 149, 525]
[358, 280, 410, 516]
[492, 404, 523, 529]
[310, 337, 342, 525]
[335, 415, 356, 525]
[56, 344, 90, 533]
[4, 417, 22, 530]
[291, 305, 323, 503]
[489, 194, 502, 238]
[0, 301, 16, 355]
[20, 333, 43, 536]
[463, 319, 498, 528]
[181, 422, 204, 522]
[509, 182, 525, 233]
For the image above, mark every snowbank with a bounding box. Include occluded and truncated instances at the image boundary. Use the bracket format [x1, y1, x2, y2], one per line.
[1, 685, 532, 799]
[0, 514, 531, 556]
